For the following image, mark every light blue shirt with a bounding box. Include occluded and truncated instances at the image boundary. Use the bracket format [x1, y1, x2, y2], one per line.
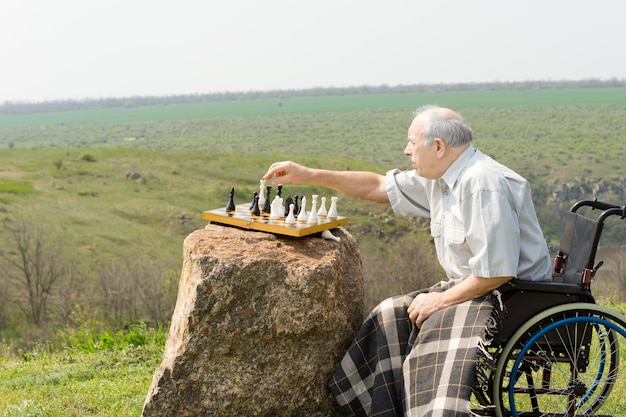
[385, 146, 551, 282]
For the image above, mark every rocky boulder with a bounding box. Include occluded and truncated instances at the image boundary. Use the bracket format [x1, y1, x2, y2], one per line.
[142, 223, 363, 416]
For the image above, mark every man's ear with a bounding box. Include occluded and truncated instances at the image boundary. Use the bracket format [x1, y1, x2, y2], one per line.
[433, 137, 446, 157]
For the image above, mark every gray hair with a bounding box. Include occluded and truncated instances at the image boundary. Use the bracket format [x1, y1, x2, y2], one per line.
[414, 105, 473, 148]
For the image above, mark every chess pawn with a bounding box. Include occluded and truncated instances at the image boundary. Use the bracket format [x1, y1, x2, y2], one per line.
[328, 196, 338, 218]
[322, 229, 340, 242]
[307, 198, 319, 224]
[317, 196, 327, 217]
[258, 179, 266, 207]
[297, 196, 308, 221]
[285, 204, 296, 224]
[250, 191, 258, 210]
[226, 187, 236, 212]
[250, 194, 261, 216]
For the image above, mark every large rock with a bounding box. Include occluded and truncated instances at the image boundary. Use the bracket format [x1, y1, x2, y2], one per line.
[143, 224, 363, 416]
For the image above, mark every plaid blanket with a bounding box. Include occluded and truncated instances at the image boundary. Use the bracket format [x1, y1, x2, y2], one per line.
[329, 282, 500, 417]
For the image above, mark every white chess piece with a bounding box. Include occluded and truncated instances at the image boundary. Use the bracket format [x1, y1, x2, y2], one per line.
[278, 197, 285, 217]
[285, 204, 296, 224]
[297, 196, 308, 221]
[269, 196, 281, 220]
[321, 229, 340, 241]
[258, 179, 266, 206]
[328, 196, 338, 218]
[307, 196, 319, 224]
[317, 197, 327, 216]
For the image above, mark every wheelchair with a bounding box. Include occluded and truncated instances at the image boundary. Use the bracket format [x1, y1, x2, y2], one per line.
[472, 199, 626, 417]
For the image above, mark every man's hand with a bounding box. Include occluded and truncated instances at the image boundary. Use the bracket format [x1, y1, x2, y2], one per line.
[407, 275, 512, 328]
[263, 161, 308, 186]
[407, 292, 445, 328]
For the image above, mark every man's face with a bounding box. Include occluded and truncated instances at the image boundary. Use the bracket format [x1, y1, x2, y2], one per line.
[404, 115, 438, 179]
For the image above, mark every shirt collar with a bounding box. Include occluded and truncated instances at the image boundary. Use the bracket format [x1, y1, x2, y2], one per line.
[439, 145, 476, 189]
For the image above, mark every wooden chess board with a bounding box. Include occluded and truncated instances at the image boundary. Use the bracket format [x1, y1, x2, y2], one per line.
[202, 203, 348, 237]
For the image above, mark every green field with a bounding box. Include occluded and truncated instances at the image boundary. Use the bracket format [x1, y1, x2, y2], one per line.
[0, 88, 626, 129]
[2, 87, 626, 129]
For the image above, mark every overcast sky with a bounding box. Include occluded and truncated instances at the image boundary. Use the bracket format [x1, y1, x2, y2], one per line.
[1, 0, 625, 103]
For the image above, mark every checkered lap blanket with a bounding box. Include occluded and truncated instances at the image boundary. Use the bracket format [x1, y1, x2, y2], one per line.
[329, 282, 499, 417]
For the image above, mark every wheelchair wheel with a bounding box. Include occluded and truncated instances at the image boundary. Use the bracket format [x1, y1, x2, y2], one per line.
[492, 303, 626, 417]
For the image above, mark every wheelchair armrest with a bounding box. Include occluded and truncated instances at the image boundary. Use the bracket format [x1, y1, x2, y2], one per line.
[498, 279, 588, 296]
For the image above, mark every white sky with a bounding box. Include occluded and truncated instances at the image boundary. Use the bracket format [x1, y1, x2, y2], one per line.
[1, 0, 625, 103]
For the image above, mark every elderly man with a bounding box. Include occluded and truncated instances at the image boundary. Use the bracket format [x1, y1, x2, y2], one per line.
[263, 105, 551, 416]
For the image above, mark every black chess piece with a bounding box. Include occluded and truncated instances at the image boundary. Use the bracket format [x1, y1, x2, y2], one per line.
[262, 185, 272, 214]
[226, 187, 236, 212]
[284, 195, 294, 216]
[251, 194, 261, 216]
[277, 184, 283, 198]
[250, 191, 258, 210]
[293, 195, 300, 215]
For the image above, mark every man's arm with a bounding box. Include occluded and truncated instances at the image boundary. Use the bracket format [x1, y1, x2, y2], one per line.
[408, 274, 511, 328]
[263, 161, 389, 203]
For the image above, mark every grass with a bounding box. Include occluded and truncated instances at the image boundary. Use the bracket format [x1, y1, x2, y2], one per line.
[0, 323, 164, 417]
[0, 349, 158, 416]
[0, 180, 35, 195]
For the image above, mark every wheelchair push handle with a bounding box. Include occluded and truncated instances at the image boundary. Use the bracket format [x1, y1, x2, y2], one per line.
[570, 199, 626, 222]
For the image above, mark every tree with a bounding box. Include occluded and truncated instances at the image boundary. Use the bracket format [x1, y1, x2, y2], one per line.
[98, 261, 141, 326]
[97, 258, 178, 327]
[0, 216, 68, 326]
[136, 260, 178, 326]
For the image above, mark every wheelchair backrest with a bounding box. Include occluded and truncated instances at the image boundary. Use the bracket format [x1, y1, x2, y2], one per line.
[554, 211, 599, 285]
[553, 200, 625, 289]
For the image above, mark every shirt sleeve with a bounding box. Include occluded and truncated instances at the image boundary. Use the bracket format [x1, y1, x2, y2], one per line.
[463, 188, 520, 278]
[384, 169, 431, 218]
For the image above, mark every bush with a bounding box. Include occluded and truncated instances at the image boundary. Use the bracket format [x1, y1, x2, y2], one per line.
[55, 317, 165, 353]
[80, 153, 96, 162]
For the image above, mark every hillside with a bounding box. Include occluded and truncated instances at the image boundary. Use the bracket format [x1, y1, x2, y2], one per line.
[1, 86, 626, 348]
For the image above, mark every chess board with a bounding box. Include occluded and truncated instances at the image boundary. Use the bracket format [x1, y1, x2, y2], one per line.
[202, 203, 348, 237]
